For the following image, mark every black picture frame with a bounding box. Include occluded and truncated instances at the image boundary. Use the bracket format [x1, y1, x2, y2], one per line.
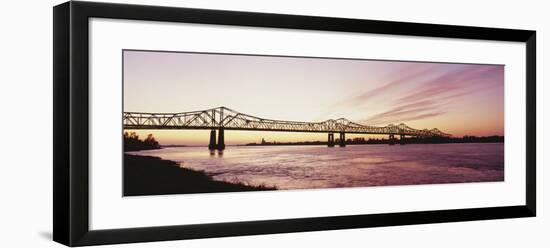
[53, 1, 536, 246]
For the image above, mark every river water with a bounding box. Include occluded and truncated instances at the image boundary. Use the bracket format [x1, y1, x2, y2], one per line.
[127, 143, 504, 190]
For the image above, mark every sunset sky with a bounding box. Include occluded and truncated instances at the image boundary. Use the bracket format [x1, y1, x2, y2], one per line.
[123, 50, 504, 146]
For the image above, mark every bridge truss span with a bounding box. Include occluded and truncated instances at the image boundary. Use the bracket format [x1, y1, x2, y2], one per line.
[123, 106, 451, 137]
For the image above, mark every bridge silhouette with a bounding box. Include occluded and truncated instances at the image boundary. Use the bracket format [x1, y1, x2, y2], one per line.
[123, 106, 451, 150]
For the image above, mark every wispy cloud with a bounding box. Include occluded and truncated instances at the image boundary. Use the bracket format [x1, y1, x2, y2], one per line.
[348, 65, 439, 104]
[363, 100, 445, 125]
[396, 65, 501, 104]
[315, 65, 440, 120]
[357, 64, 503, 125]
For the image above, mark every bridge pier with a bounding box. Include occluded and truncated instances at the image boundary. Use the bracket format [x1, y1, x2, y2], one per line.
[400, 134, 405, 145]
[389, 134, 395, 145]
[208, 129, 217, 150]
[207, 128, 225, 150]
[339, 132, 346, 147]
[217, 128, 225, 150]
[327, 133, 335, 147]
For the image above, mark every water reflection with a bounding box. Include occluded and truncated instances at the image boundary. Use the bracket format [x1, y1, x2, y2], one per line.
[128, 143, 504, 190]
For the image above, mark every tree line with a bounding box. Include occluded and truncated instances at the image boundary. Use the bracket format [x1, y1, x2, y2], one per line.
[124, 132, 160, 151]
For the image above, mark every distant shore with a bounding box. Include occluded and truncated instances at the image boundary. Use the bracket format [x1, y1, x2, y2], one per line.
[245, 136, 504, 147]
[124, 154, 275, 196]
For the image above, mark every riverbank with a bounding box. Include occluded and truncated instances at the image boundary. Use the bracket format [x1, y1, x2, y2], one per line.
[124, 154, 276, 196]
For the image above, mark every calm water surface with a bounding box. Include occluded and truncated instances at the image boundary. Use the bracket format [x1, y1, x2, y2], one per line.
[128, 143, 504, 189]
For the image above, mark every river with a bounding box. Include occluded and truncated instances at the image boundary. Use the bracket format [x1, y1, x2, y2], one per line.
[127, 143, 504, 190]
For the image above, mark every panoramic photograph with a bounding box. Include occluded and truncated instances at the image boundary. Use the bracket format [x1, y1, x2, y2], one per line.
[122, 50, 505, 196]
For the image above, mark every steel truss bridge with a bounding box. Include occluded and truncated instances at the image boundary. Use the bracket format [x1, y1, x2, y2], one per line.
[123, 106, 451, 150]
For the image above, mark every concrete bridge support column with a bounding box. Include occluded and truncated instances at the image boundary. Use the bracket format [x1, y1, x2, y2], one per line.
[339, 132, 346, 147]
[327, 133, 335, 147]
[400, 134, 405, 145]
[217, 128, 225, 150]
[208, 129, 217, 150]
[389, 134, 395, 145]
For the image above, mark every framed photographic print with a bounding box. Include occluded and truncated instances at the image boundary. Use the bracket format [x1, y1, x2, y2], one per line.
[53, 1, 536, 246]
